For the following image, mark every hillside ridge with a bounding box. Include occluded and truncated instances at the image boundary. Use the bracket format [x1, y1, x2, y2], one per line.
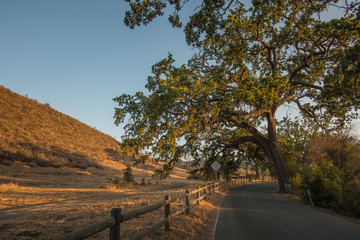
[0, 85, 123, 170]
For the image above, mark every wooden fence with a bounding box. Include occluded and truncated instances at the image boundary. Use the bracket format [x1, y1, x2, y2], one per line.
[55, 178, 250, 240]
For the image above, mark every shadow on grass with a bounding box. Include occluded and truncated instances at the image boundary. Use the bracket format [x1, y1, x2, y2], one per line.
[0, 142, 103, 170]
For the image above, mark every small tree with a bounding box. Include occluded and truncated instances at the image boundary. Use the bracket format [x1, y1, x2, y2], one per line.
[140, 177, 146, 186]
[123, 165, 135, 183]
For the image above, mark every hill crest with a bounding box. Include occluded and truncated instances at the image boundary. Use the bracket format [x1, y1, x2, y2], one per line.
[0, 85, 125, 170]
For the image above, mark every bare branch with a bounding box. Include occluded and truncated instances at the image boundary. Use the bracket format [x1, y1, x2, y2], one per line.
[290, 81, 323, 91]
[293, 99, 323, 128]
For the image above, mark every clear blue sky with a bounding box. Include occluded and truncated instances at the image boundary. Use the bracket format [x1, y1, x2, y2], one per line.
[1, 1, 359, 140]
[0, 0, 194, 139]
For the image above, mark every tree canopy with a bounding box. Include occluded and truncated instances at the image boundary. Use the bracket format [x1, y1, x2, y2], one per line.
[115, 0, 360, 192]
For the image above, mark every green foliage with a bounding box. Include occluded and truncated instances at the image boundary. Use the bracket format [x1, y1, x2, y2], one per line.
[152, 162, 175, 179]
[304, 162, 343, 209]
[123, 165, 136, 183]
[118, 1, 360, 191]
[277, 116, 314, 176]
[286, 127, 360, 217]
[190, 149, 242, 181]
[124, 0, 167, 29]
[243, 144, 276, 179]
[106, 165, 138, 188]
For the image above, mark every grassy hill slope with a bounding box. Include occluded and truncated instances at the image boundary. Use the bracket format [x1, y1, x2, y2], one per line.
[0, 85, 190, 185]
[0, 86, 196, 211]
[0, 85, 122, 169]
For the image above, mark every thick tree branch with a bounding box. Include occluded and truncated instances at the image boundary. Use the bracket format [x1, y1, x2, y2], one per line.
[293, 99, 323, 128]
[227, 108, 270, 125]
[223, 135, 259, 148]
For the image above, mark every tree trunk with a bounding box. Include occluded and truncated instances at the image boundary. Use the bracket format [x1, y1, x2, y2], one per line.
[265, 112, 290, 193]
[267, 141, 290, 193]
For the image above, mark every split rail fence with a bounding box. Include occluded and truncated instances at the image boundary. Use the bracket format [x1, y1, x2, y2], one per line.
[55, 178, 251, 240]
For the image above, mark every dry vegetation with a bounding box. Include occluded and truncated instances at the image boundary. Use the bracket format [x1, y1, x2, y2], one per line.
[0, 184, 228, 240]
[0, 85, 217, 239]
[0, 85, 193, 208]
[1, 85, 129, 170]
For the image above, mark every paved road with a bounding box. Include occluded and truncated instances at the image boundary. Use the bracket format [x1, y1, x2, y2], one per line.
[214, 183, 360, 240]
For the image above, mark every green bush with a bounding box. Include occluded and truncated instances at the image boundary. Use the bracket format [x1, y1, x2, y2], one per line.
[307, 162, 342, 208]
[292, 161, 360, 216]
[123, 165, 135, 183]
[106, 165, 137, 189]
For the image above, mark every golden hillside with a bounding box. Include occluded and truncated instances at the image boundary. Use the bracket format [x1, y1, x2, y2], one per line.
[0, 85, 123, 170]
[0, 85, 190, 182]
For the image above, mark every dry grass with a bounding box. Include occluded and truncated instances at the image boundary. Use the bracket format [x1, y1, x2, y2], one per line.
[0, 184, 113, 209]
[0, 85, 195, 210]
[0, 85, 124, 170]
[0, 163, 195, 210]
[0, 86, 211, 239]
[0, 86, 191, 178]
[0, 182, 22, 193]
[0, 184, 229, 240]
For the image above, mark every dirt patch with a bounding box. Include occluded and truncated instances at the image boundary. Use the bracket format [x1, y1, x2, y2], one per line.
[191, 189, 227, 240]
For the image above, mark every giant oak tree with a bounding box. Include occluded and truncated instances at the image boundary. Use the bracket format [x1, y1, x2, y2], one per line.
[115, 0, 360, 192]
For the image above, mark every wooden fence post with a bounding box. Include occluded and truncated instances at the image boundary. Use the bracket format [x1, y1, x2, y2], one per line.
[186, 190, 190, 215]
[109, 208, 121, 240]
[204, 184, 207, 199]
[196, 186, 200, 204]
[165, 195, 170, 231]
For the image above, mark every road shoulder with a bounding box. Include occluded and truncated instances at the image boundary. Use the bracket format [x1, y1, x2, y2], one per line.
[277, 192, 360, 227]
[192, 188, 230, 240]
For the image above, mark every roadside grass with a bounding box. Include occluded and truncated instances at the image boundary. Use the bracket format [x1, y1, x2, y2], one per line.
[0, 185, 228, 240]
[0, 182, 21, 193]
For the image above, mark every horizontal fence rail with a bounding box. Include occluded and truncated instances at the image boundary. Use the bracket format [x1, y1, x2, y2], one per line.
[122, 199, 168, 222]
[55, 178, 254, 240]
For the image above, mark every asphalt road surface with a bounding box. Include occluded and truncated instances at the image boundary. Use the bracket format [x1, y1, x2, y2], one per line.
[214, 183, 360, 240]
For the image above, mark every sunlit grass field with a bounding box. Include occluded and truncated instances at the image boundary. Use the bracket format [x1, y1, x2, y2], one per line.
[0, 85, 224, 239]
